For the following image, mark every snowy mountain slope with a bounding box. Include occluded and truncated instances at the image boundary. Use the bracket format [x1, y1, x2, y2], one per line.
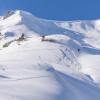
[56, 20, 100, 83]
[56, 20, 100, 49]
[0, 10, 100, 100]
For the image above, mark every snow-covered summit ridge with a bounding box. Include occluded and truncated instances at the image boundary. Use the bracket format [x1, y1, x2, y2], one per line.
[0, 10, 66, 37]
[1, 10, 100, 36]
[1, 9, 100, 38]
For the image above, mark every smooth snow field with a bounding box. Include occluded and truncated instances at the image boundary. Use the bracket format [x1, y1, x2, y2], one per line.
[0, 10, 100, 100]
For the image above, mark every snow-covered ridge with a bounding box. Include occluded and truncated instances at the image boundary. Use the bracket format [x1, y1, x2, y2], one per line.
[0, 10, 100, 100]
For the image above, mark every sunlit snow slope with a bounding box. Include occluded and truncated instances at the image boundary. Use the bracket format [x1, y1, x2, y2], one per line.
[0, 10, 100, 100]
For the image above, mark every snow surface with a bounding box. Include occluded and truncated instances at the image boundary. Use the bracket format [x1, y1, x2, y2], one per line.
[0, 10, 100, 100]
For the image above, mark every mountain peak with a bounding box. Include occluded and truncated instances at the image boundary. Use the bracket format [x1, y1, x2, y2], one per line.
[2, 10, 37, 23]
[14, 10, 34, 17]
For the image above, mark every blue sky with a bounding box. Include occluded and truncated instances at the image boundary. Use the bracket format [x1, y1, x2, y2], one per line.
[0, 0, 100, 20]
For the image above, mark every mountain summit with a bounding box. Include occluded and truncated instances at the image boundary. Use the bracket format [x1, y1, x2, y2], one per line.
[0, 10, 66, 37]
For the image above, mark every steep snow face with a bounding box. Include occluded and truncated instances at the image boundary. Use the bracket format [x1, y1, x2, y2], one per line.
[0, 10, 100, 100]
